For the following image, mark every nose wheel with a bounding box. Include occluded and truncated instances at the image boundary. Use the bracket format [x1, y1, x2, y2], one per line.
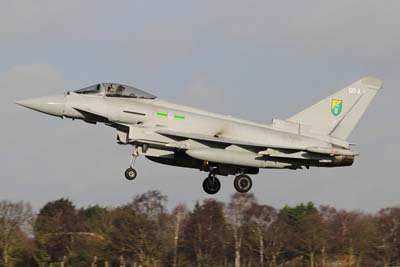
[125, 167, 137, 180]
[202, 171, 221, 195]
[234, 174, 252, 193]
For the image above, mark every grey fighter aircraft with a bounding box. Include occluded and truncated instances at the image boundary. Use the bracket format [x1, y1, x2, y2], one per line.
[16, 77, 382, 194]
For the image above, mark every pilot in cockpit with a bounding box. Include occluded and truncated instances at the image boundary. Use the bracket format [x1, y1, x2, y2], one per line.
[107, 84, 116, 94]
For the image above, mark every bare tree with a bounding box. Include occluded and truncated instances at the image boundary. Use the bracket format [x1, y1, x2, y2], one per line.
[183, 199, 228, 267]
[264, 214, 292, 267]
[296, 213, 326, 267]
[130, 190, 167, 220]
[172, 204, 186, 267]
[377, 207, 400, 267]
[0, 200, 33, 267]
[318, 205, 337, 267]
[227, 193, 257, 267]
[245, 203, 277, 267]
[331, 210, 380, 267]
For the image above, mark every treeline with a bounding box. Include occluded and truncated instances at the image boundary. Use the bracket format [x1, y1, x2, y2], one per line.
[0, 191, 399, 267]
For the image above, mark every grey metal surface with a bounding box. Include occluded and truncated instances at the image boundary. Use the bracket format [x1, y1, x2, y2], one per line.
[16, 77, 382, 185]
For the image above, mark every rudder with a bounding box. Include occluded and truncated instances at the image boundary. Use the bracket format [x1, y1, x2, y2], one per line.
[287, 77, 383, 140]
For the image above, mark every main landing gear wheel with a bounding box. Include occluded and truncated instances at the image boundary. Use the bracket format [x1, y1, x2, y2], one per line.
[202, 176, 221, 195]
[234, 174, 252, 193]
[125, 167, 137, 180]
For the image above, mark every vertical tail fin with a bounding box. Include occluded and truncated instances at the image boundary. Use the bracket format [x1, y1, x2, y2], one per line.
[287, 77, 383, 140]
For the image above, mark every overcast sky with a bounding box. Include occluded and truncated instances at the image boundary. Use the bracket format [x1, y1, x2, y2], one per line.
[1, 0, 399, 212]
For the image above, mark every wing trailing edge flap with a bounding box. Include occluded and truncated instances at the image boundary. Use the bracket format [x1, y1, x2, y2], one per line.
[258, 149, 324, 160]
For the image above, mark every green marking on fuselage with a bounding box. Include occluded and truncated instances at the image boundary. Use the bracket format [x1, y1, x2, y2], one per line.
[174, 114, 185, 120]
[157, 111, 168, 117]
[157, 111, 185, 120]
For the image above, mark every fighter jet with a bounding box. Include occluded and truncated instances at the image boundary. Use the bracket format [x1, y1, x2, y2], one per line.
[16, 77, 382, 194]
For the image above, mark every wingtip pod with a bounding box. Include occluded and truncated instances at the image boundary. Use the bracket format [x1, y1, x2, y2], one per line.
[359, 76, 383, 90]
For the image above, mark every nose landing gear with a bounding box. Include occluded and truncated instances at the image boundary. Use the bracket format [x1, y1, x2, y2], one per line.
[124, 146, 139, 181]
[125, 167, 137, 180]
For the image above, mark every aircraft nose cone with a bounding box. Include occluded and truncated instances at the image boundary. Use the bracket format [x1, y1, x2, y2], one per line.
[16, 95, 65, 117]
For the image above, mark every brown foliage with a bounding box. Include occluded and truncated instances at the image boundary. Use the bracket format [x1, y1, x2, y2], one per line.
[1, 193, 400, 267]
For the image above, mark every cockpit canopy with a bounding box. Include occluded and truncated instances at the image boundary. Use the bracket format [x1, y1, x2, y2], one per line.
[74, 83, 157, 99]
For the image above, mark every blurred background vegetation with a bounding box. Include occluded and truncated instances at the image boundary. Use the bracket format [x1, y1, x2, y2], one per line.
[0, 191, 399, 267]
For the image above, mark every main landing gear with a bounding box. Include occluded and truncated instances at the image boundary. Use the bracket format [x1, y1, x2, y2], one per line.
[124, 146, 139, 181]
[233, 174, 253, 193]
[202, 170, 253, 195]
[202, 170, 221, 195]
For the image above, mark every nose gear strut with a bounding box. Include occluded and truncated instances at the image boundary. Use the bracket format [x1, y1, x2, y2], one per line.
[124, 146, 139, 180]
